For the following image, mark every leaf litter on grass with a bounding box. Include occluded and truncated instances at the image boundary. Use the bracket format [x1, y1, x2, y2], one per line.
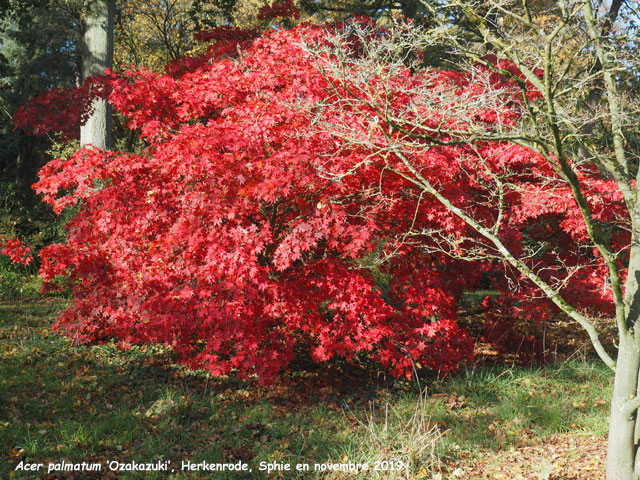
[457, 433, 606, 480]
[1, 299, 613, 480]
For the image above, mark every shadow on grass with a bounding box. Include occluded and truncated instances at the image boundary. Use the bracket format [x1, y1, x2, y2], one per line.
[0, 299, 613, 479]
[0, 299, 408, 479]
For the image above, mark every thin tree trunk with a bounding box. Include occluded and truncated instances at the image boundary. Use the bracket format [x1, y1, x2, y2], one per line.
[608, 338, 640, 479]
[80, 0, 114, 149]
[612, 208, 640, 478]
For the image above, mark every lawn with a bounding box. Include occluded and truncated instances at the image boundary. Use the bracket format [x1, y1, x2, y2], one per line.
[1, 298, 612, 479]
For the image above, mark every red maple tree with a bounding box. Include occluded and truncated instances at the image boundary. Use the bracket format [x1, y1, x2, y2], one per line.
[13, 19, 620, 381]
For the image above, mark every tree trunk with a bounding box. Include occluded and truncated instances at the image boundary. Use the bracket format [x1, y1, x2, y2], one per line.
[610, 229, 640, 479]
[80, 0, 114, 149]
[607, 338, 640, 479]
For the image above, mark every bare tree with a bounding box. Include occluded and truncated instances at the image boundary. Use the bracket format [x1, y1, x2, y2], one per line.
[304, 0, 640, 477]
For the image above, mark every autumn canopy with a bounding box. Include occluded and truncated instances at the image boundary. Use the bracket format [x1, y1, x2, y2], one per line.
[10, 18, 620, 381]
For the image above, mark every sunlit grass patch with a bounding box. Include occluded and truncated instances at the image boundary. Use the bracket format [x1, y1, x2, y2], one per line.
[1, 299, 612, 479]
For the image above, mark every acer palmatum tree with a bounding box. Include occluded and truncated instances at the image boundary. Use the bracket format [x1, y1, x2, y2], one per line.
[303, 3, 640, 477]
[19, 23, 484, 382]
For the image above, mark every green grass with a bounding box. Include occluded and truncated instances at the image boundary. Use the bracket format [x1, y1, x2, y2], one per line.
[0, 259, 42, 299]
[0, 299, 612, 479]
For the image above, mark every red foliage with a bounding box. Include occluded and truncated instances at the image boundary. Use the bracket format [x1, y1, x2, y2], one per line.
[0, 236, 33, 265]
[168, 27, 262, 76]
[258, 0, 300, 21]
[12, 74, 113, 141]
[16, 20, 623, 381]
